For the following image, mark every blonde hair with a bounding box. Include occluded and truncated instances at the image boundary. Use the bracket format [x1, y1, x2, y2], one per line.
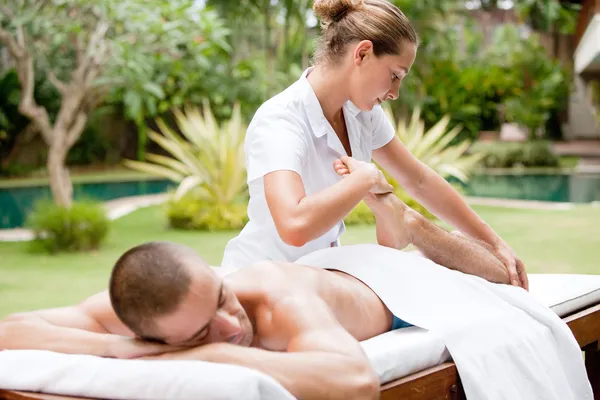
[312, 0, 419, 66]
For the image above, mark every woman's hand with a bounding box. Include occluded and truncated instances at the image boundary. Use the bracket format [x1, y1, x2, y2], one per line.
[334, 156, 393, 194]
[492, 240, 529, 291]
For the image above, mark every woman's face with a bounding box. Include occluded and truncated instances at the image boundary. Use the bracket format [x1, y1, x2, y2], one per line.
[348, 40, 417, 111]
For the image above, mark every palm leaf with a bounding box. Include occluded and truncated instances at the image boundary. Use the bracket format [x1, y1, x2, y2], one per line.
[385, 106, 483, 183]
[124, 101, 249, 206]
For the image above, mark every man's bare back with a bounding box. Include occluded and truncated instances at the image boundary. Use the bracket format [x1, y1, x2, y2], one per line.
[226, 262, 395, 350]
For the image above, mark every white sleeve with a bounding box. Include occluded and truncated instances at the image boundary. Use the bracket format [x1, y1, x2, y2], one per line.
[245, 112, 308, 183]
[370, 105, 396, 150]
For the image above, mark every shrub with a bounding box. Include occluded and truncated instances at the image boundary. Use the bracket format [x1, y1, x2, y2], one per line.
[472, 141, 559, 169]
[26, 200, 110, 253]
[166, 190, 248, 231]
[125, 102, 248, 231]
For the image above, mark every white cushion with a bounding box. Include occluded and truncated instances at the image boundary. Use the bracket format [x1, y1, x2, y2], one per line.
[362, 273, 600, 384]
[529, 274, 600, 317]
[0, 350, 295, 400]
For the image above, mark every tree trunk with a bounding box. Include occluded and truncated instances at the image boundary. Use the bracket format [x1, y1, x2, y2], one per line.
[47, 140, 73, 208]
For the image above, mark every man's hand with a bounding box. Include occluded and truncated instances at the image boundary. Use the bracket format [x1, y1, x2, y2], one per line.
[492, 241, 529, 291]
[108, 336, 184, 359]
[334, 156, 393, 194]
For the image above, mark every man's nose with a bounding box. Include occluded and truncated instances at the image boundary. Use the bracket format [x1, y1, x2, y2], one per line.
[213, 310, 241, 337]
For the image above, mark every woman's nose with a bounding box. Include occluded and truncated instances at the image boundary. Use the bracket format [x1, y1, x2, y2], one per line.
[387, 81, 401, 100]
[387, 87, 399, 100]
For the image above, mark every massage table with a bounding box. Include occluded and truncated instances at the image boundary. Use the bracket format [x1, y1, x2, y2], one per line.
[1, 273, 600, 400]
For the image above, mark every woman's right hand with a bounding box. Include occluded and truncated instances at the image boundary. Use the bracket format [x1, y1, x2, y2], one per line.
[334, 156, 393, 194]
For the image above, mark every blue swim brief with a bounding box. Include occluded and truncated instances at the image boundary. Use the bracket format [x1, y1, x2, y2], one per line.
[391, 315, 413, 330]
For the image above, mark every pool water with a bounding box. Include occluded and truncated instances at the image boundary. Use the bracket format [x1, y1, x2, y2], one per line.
[458, 173, 600, 204]
[0, 179, 175, 229]
[1, 173, 599, 229]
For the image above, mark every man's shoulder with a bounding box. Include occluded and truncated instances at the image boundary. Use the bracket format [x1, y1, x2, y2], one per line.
[232, 261, 316, 296]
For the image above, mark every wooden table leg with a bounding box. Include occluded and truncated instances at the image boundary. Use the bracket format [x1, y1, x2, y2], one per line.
[584, 341, 600, 400]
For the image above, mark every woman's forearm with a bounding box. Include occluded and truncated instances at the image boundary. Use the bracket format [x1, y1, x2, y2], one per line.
[407, 168, 500, 246]
[278, 168, 377, 246]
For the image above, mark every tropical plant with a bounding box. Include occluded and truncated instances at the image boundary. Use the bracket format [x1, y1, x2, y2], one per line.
[124, 102, 249, 230]
[385, 107, 485, 183]
[345, 107, 484, 225]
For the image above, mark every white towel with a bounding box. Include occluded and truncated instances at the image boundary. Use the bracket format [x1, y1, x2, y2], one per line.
[0, 349, 295, 400]
[296, 244, 593, 400]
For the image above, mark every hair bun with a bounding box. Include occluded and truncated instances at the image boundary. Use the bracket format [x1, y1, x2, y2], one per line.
[313, 0, 364, 24]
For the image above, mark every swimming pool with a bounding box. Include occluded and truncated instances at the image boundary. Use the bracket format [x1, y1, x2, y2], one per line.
[0, 179, 175, 229]
[1, 173, 599, 229]
[458, 173, 600, 204]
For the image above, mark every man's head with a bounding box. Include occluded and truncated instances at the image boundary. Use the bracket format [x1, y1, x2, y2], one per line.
[109, 241, 254, 347]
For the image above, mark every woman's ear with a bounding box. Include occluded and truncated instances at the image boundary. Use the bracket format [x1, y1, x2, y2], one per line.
[353, 40, 374, 66]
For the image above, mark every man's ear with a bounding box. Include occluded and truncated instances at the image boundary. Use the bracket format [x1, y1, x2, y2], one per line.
[353, 40, 374, 66]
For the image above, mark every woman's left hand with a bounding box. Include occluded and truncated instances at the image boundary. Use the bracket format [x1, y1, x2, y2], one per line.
[493, 241, 529, 291]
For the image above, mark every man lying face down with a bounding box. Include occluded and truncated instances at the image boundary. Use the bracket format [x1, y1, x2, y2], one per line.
[0, 163, 514, 400]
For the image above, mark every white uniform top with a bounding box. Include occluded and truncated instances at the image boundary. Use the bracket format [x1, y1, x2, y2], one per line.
[221, 68, 395, 268]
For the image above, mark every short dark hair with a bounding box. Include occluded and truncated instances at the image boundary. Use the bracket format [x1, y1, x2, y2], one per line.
[108, 241, 208, 339]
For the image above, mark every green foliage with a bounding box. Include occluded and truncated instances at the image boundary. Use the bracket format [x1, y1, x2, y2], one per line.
[0, 70, 26, 142]
[0, 0, 232, 162]
[513, 0, 581, 34]
[166, 190, 248, 231]
[0, 68, 62, 175]
[101, 2, 231, 160]
[67, 122, 109, 166]
[472, 141, 560, 169]
[488, 25, 571, 138]
[26, 199, 110, 253]
[124, 102, 249, 231]
[392, 9, 572, 142]
[387, 106, 485, 183]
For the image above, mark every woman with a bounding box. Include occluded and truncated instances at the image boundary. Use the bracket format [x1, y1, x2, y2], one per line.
[222, 0, 528, 290]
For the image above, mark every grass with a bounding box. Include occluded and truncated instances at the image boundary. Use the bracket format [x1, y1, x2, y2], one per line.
[559, 156, 581, 169]
[0, 204, 599, 318]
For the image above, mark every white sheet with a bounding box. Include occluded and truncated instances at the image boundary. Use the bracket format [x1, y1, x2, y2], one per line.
[296, 244, 594, 400]
[360, 273, 600, 386]
[0, 349, 295, 400]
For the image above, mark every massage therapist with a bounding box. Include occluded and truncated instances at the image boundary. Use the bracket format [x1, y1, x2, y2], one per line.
[221, 0, 528, 290]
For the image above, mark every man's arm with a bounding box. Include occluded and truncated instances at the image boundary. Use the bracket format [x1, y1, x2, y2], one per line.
[145, 295, 380, 400]
[0, 291, 177, 359]
[366, 192, 510, 284]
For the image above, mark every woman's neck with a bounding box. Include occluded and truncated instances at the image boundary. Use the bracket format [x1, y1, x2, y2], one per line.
[306, 64, 351, 123]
